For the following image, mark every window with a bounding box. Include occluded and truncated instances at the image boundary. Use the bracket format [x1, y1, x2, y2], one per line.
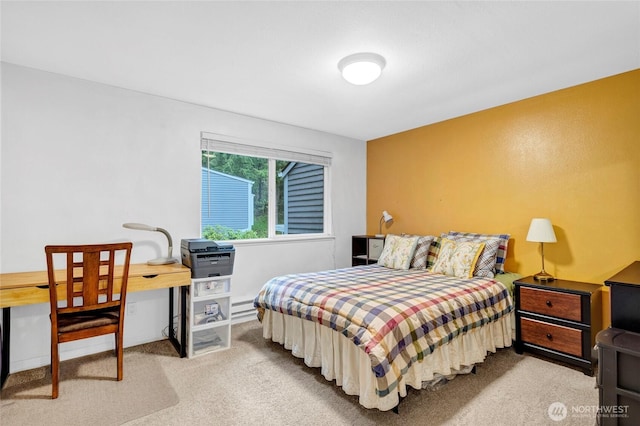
[201, 133, 331, 240]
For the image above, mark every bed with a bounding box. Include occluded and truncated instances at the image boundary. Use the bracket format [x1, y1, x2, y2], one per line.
[254, 232, 516, 411]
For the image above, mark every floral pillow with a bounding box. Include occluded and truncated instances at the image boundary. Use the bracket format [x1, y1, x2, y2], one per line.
[378, 234, 420, 270]
[447, 231, 510, 274]
[447, 236, 500, 278]
[431, 238, 486, 279]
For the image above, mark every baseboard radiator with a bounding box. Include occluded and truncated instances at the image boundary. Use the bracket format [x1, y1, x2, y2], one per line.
[231, 296, 258, 324]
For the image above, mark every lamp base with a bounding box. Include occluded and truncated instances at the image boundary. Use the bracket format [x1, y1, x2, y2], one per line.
[533, 271, 555, 282]
[147, 257, 178, 265]
[374, 234, 384, 238]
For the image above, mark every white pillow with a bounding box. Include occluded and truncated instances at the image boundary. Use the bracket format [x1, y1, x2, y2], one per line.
[431, 238, 485, 278]
[377, 234, 419, 270]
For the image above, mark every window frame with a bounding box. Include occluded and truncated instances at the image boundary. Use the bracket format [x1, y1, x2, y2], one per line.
[201, 132, 333, 241]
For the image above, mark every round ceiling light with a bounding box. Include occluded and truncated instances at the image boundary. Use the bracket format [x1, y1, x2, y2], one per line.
[337, 52, 386, 85]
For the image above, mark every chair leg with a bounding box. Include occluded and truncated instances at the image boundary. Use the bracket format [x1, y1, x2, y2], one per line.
[51, 339, 59, 399]
[116, 332, 123, 381]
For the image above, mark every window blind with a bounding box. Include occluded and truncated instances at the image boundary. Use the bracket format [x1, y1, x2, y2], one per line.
[201, 132, 332, 166]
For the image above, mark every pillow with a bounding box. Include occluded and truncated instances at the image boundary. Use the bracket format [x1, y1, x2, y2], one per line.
[425, 236, 443, 270]
[447, 236, 500, 278]
[431, 238, 486, 279]
[410, 235, 435, 269]
[378, 234, 420, 270]
[447, 231, 510, 274]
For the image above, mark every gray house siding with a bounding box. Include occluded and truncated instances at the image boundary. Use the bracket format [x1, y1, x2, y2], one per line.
[281, 162, 324, 234]
[201, 168, 254, 232]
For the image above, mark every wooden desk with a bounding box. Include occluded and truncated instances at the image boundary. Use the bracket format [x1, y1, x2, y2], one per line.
[0, 263, 191, 386]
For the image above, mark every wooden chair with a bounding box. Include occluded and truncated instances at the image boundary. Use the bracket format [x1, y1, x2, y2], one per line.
[45, 242, 132, 399]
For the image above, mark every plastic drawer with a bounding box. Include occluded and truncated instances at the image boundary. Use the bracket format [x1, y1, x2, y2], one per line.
[193, 277, 230, 297]
[191, 297, 230, 326]
[190, 326, 230, 356]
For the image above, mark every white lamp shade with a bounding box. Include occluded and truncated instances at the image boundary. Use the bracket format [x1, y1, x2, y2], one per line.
[526, 218, 557, 243]
[382, 210, 393, 222]
[338, 53, 386, 85]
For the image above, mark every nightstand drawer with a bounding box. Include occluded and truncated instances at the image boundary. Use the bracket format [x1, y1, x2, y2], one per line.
[520, 318, 583, 357]
[520, 286, 582, 321]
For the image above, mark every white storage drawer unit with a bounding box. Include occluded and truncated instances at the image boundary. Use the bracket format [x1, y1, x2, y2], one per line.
[186, 275, 232, 357]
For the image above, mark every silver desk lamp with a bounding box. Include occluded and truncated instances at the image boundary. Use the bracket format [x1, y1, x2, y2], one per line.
[122, 223, 178, 265]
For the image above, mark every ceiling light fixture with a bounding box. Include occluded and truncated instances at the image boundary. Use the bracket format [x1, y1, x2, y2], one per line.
[338, 52, 386, 85]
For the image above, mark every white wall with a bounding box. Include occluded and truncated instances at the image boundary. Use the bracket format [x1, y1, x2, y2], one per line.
[0, 63, 366, 372]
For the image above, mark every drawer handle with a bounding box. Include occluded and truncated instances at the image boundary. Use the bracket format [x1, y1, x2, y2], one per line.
[546, 300, 553, 307]
[546, 333, 553, 340]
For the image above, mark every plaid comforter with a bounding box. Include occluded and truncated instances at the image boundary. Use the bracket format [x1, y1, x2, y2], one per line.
[254, 265, 513, 397]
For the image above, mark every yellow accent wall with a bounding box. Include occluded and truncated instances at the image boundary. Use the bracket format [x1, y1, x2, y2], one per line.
[367, 69, 640, 325]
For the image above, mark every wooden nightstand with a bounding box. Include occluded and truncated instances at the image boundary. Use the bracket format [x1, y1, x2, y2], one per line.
[514, 276, 603, 375]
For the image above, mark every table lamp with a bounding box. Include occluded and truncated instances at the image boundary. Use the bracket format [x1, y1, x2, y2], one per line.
[122, 223, 178, 265]
[375, 211, 393, 238]
[526, 218, 557, 281]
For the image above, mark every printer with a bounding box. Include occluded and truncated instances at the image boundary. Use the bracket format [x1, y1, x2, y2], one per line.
[181, 238, 235, 278]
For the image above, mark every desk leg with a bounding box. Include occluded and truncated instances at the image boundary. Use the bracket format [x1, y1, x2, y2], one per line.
[168, 287, 187, 358]
[1, 307, 10, 388]
[179, 285, 187, 357]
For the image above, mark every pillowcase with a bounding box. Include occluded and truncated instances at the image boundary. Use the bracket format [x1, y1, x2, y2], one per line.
[447, 231, 510, 274]
[447, 236, 500, 278]
[377, 234, 420, 270]
[410, 235, 435, 269]
[431, 238, 486, 279]
[425, 236, 443, 270]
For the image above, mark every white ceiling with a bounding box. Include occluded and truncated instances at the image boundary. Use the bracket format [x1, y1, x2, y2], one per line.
[2, 1, 639, 141]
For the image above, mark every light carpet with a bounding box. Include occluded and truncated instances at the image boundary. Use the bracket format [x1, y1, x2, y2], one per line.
[1, 320, 601, 425]
[0, 344, 179, 425]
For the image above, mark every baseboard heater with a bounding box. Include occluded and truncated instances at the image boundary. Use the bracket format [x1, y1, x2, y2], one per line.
[231, 296, 258, 324]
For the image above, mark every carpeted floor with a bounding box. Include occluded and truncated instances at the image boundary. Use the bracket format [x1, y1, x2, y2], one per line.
[0, 343, 179, 425]
[1, 320, 600, 425]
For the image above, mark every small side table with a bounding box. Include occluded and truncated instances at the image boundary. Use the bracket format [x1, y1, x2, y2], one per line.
[351, 235, 384, 266]
[514, 276, 603, 375]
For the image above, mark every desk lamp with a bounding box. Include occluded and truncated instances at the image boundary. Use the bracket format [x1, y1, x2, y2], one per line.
[526, 218, 557, 281]
[122, 223, 177, 265]
[375, 211, 393, 238]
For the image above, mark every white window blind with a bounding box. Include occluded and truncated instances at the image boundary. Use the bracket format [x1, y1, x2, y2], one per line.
[201, 133, 332, 166]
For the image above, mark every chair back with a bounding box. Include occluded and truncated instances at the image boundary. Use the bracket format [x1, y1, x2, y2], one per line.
[45, 243, 133, 321]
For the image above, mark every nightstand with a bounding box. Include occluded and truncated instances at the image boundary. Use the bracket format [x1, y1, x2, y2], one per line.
[514, 276, 603, 375]
[352, 235, 385, 266]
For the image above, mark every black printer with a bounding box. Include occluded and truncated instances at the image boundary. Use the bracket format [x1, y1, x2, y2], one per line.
[180, 238, 235, 278]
